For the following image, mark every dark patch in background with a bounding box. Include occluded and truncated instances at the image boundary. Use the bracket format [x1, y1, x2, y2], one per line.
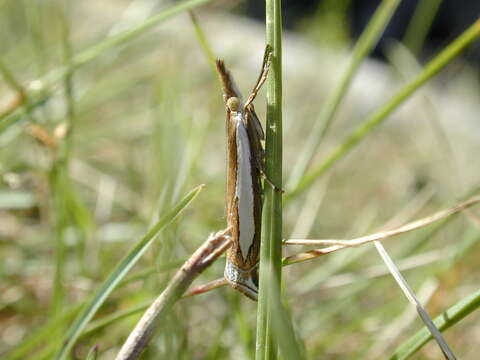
[245, 0, 480, 64]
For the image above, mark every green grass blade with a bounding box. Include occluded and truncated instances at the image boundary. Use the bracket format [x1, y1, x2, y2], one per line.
[85, 344, 99, 360]
[0, 59, 24, 93]
[256, 0, 284, 359]
[403, 0, 443, 56]
[5, 264, 181, 360]
[288, 0, 401, 188]
[287, 19, 480, 200]
[47, 0, 212, 85]
[0, 94, 49, 133]
[268, 274, 303, 360]
[53, 185, 203, 360]
[0, 0, 212, 126]
[4, 306, 81, 360]
[83, 302, 151, 337]
[49, 6, 79, 318]
[188, 11, 217, 71]
[389, 287, 480, 360]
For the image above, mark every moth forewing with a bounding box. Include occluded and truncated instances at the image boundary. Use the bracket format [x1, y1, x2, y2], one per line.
[223, 111, 262, 301]
[215, 47, 272, 300]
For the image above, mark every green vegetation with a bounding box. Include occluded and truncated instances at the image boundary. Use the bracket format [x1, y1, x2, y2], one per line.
[1, 1, 479, 359]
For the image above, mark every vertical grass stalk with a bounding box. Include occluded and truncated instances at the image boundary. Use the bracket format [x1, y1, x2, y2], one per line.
[49, 7, 75, 316]
[256, 0, 283, 358]
[403, 0, 443, 56]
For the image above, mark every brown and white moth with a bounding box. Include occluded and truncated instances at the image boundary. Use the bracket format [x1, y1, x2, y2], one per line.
[216, 46, 272, 301]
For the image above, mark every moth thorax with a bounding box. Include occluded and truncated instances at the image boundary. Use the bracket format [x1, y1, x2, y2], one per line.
[227, 97, 240, 112]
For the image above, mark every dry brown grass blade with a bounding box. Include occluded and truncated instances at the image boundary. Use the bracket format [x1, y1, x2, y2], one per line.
[115, 229, 231, 360]
[183, 278, 228, 298]
[182, 196, 479, 297]
[284, 196, 480, 265]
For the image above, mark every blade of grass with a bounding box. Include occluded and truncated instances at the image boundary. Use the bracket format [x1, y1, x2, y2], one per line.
[114, 229, 231, 360]
[267, 271, 303, 360]
[385, 41, 463, 197]
[389, 287, 480, 360]
[4, 262, 184, 360]
[403, 0, 443, 56]
[287, 19, 480, 200]
[0, 59, 36, 124]
[85, 345, 99, 360]
[83, 302, 152, 337]
[53, 185, 203, 360]
[283, 195, 480, 265]
[231, 294, 256, 360]
[284, 196, 480, 247]
[67, 0, 211, 72]
[373, 241, 456, 359]
[287, 0, 401, 188]
[256, 0, 284, 359]
[0, 0, 212, 127]
[3, 305, 81, 360]
[188, 11, 216, 71]
[59, 4, 75, 162]
[0, 94, 49, 133]
[49, 4, 79, 317]
[0, 59, 25, 93]
[23, 0, 48, 75]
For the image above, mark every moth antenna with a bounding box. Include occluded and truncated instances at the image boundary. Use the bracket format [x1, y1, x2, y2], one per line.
[216, 59, 243, 102]
[244, 45, 273, 109]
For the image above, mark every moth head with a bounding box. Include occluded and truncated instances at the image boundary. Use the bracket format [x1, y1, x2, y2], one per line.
[226, 97, 240, 112]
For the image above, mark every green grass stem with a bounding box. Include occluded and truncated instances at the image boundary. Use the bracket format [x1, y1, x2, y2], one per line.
[0, 0, 212, 127]
[389, 287, 480, 360]
[403, 0, 443, 56]
[288, 0, 401, 188]
[53, 185, 203, 360]
[288, 19, 480, 200]
[256, 0, 284, 359]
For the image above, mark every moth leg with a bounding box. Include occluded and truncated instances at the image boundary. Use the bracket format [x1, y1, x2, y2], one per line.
[243, 46, 273, 109]
[260, 169, 284, 193]
[251, 150, 284, 193]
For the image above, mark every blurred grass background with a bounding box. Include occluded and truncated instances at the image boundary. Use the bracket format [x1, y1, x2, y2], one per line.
[0, 0, 479, 359]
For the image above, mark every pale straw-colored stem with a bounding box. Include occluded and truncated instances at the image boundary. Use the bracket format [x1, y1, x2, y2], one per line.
[115, 229, 230, 360]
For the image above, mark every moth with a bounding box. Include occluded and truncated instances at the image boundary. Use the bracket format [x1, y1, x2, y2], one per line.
[216, 46, 273, 301]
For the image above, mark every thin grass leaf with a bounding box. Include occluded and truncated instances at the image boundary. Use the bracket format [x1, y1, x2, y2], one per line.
[368, 279, 439, 358]
[283, 196, 480, 265]
[48, 6, 81, 318]
[389, 287, 480, 360]
[231, 295, 256, 360]
[23, 0, 48, 75]
[288, 0, 401, 188]
[0, 0, 213, 126]
[288, 19, 480, 199]
[5, 264, 181, 360]
[188, 11, 217, 71]
[3, 305, 81, 360]
[373, 241, 456, 359]
[0, 59, 38, 124]
[83, 302, 151, 337]
[403, 0, 443, 56]
[114, 229, 230, 360]
[69, 0, 211, 71]
[0, 59, 25, 93]
[85, 345, 99, 360]
[0, 94, 49, 133]
[59, 3, 75, 160]
[256, 0, 284, 359]
[54, 185, 203, 360]
[267, 271, 303, 360]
